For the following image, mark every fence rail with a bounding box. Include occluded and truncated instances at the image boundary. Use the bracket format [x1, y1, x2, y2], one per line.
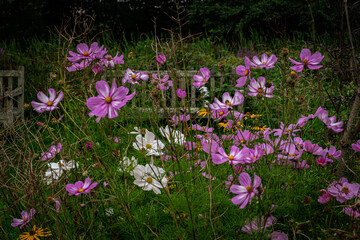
[0, 66, 24, 126]
[101, 69, 244, 114]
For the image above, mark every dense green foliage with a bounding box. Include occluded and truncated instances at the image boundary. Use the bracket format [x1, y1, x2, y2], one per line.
[2, 0, 360, 42]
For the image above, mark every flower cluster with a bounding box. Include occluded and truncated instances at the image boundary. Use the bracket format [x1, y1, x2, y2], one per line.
[66, 42, 124, 74]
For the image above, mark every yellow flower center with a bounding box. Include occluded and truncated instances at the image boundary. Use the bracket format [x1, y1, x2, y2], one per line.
[228, 155, 234, 160]
[246, 186, 253, 192]
[328, 154, 332, 158]
[22, 217, 28, 222]
[303, 59, 308, 64]
[146, 144, 152, 149]
[131, 74, 136, 79]
[105, 97, 112, 103]
[341, 187, 349, 194]
[46, 101, 53, 106]
[290, 71, 296, 77]
[219, 111, 224, 116]
[285, 129, 290, 133]
[244, 69, 249, 76]
[257, 88, 263, 93]
[83, 51, 89, 56]
[202, 78, 206, 82]
[253, 156, 257, 159]
[289, 153, 295, 156]
[225, 100, 231, 106]
[146, 177, 153, 183]
[78, 188, 84, 192]
[262, 62, 266, 65]
[107, 56, 112, 60]
[58, 163, 64, 167]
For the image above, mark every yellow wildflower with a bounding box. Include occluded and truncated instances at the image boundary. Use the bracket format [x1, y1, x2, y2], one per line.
[198, 108, 211, 117]
[18, 225, 51, 240]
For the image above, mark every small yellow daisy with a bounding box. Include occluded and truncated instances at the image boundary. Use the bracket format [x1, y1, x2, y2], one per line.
[18, 225, 51, 240]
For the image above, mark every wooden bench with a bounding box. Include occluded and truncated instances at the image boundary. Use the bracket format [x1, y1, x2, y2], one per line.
[0, 66, 24, 126]
[101, 69, 244, 115]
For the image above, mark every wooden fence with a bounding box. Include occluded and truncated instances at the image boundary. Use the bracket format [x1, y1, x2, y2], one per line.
[0, 66, 24, 126]
[101, 69, 244, 114]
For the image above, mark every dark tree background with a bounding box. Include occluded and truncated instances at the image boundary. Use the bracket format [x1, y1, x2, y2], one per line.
[1, 0, 359, 42]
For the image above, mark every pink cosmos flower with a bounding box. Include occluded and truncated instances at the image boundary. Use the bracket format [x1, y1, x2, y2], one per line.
[66, 60, 91, 72]
[87, 79, 135, 122]
[91, 63, 103, 75]
[234, 130, 258, 145]
[269, 231, 288, 240]
[85, 142, 92, 150]
[152, 74, 173, 90]
[248, 77, 274, 98]
[11, 208, 35, 229]
[303, 141, 326, 156]
[289, 48, 324, 72]
[102, 52, 124, 68]
[48, 197, 61, 213]
[170, 114, 190, 126]
[314, 107, 344, 133]
[230, 172, 262, 209]
[31, 88, 64, 113]
[211, 108, 229, 120]
[343, 207, 360, 218]
[156, 52, 166, 65]
[259, 143, 274, 155]
[325, 146, 341, 160]
[39, 143, 62, 161]
[122, 69, 149, 84]
[273, 122, 300, 137]
[65, 177, 98, 196]
[176, 89, 187, 98]
[316, 157, 328, 167]
[212, 145, 249, 165]
[352, 140, 360, 152]
[296, 114, 316, 127]
[318, 189, 332, 204]
[191, 124, 214, 132]
[243, 145, 264, 163]
[67, 42, 101, 62]
[293, 137, 304, 148]
[242, 215, 276, 234]
[193, 67, 210, 88]
[235, 56, 252, 87]
[328, 180, 360, 203]
[200, 137, 220, 154]
[202, 172, 216, 181]
[252, 53, 277, 69]
[209, 91, 244, 110]
[292, 160, 310, 169]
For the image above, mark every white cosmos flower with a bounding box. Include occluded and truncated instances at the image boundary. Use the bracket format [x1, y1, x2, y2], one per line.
[119, 156, 138, 175]
[159, 125, 186, 145]
[132, 131, 165, 156]
[43, 160, 78, 185]
[132, 164, 168, 194]
[129, 127, 149, 135]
